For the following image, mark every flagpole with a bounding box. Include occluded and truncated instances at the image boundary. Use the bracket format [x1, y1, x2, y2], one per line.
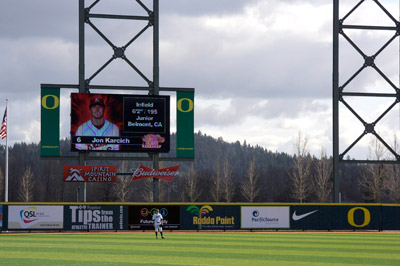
[4, 99, 8, 202]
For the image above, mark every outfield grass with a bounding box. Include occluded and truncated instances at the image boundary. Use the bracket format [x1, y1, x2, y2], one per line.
[0, 232, 399, 265]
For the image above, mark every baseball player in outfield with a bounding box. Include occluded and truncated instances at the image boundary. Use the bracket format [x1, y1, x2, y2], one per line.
[75, 96, 120, 150]
[152, 209, 165, 239]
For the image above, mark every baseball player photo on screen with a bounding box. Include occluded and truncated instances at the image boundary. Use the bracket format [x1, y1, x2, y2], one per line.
[70, 93, 170, 153]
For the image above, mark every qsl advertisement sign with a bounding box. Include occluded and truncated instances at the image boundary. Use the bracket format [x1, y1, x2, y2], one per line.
[70, 93, 170, 152]
[64, 205, 124, 230]
[8, 205, 63, 230]
[128, 205, 180, 230]
[241, 206, 290, 229]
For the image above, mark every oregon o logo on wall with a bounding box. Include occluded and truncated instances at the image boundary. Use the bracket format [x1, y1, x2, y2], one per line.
[41, 94, 59, 110]
[40, 87, 60, 157]
[347, 207, 371, 227]
[177, 98, 193, 113]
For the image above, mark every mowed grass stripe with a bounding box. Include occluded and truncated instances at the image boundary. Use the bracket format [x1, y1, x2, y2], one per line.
[6, 232, 400, 243]
[0, 243, 398, 264]
[172, 233, 400, 245]
[0, 233, 400, 266]
[3, 233, 400, 249]
[0, 249, 395, 266]
[1, 236, 400, 257]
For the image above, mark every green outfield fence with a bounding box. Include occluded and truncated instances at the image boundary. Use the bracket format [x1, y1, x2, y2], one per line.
[0, 203, 399, 232]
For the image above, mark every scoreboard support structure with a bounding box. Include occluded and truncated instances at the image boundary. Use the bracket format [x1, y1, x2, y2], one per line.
[40, 0, 194, 203]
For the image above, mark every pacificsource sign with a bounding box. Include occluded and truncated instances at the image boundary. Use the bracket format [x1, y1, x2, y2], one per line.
[8, 205, 63, 230]
[241, 206, 290, 229]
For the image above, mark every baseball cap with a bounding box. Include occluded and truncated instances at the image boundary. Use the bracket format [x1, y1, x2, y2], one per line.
[89, 97, 105, 107]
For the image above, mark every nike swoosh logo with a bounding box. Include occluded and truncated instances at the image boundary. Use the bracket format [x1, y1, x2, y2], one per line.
[292, 210, 318, 221]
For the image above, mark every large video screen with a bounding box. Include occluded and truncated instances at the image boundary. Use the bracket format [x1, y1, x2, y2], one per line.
[70, 93, 170, 152]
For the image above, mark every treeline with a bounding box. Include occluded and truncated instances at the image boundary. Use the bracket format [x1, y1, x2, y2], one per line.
[0, 132, 398, 203]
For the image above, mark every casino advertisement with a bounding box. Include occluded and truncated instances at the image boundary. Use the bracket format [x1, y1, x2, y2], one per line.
[70, 93, 170, 152]
[64, 205, 124, 231]
[127, 205, 180, 230]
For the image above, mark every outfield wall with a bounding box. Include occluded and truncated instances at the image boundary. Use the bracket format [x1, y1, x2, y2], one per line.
[0, 203, 399, 231]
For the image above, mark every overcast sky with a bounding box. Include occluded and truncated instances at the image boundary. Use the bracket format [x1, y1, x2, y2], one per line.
[1, 0, 399, 159]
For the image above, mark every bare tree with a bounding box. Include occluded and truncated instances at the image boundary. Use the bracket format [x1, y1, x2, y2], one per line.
[159, 180, 170, 202]
[140, 178, 154, 202]
[359, 137, 387, 203]
[210, 155, 223, 202]
[241, 156, 260, 202]
[112, 176, 132, 202]
[385, 164, 400, 202]
[383, 135, 400, 202]
[289, 131, 312, 203]
[18, 165, 35, 202]
[112, 161, 132, 202]
[312, 148, 332, 202]
[222, 156, 235, 202]
[180, 164, 201, 202]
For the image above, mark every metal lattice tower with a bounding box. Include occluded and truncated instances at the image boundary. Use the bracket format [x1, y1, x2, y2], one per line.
[333, 0, 400, 202]
[42, 0, 194, 202]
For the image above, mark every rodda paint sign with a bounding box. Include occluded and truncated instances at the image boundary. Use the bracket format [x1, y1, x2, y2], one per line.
[182, 205, 240, 230]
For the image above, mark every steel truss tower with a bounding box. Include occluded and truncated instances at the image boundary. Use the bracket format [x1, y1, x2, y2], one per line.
[333, 0, 400, 202]
[42, 0, 193, 202]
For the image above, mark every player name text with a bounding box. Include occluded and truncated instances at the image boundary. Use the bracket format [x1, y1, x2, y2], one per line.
[92, 138, 130, 144]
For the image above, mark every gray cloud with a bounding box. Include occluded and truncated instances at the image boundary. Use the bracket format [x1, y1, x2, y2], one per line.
[0, 0, 398, 157]
[0, 0, 77, 40]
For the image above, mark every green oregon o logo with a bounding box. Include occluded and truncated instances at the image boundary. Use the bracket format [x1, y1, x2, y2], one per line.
[347, 207, 370, 227]
[177, 98, 193, 113]
[42, 95, 59, 110]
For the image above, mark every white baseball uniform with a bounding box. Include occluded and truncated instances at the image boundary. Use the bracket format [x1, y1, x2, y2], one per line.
[152, 212, 163, 232]
[75, 120, 120, 150]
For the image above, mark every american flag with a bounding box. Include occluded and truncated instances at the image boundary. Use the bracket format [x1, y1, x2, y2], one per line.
[0, 107, 6, 139]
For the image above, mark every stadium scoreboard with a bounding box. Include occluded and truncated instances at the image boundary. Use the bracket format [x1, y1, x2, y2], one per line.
[70, 93, 170, 152]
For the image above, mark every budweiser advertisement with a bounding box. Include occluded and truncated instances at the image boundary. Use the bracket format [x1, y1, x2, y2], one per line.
[63, 165, 117, 183]
[131, 165, 180, 182]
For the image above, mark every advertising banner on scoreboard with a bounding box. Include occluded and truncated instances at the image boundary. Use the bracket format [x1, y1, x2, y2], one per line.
[8, 205, 63, 230]
[127, 205, 180, 230]
[41, 87, 60, 157]
[130, 164, 180, 182]
[64, 205, 124, 230]
[63, 165, 117, 183]
[241, 206, 290, 229]
[176, 91, 194, 158]
[70, 93, 170, 152]
[181, 205, 240, 230]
